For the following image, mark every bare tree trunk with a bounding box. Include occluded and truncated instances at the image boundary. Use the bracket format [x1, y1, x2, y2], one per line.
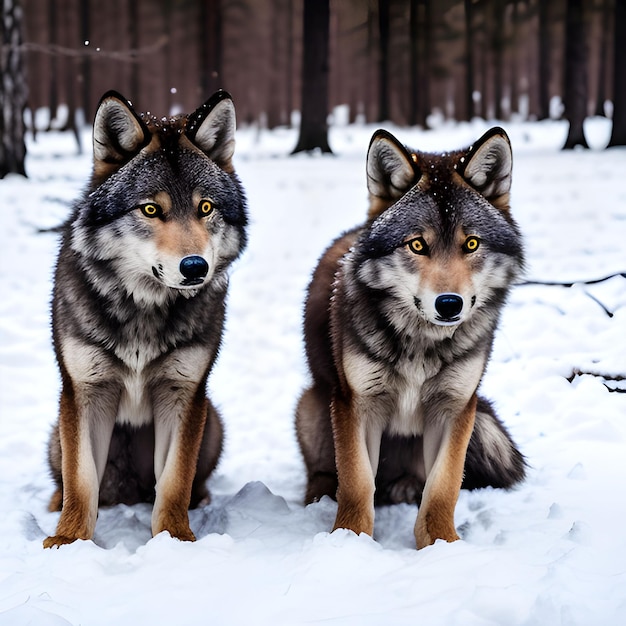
[537, 0, 551, 119]
[64, 55, 81, 152]
[199, 0, 222, 99]
[60, 2, 80, 151]
[377, 0, 390, 122]
[492, 0, 506, 120]
[608, 0, 626, 146]
[1, 0, 27, 178]
[594, 0, 610, 117]
[286, 0, 294, 126]
[464, 0, 475, 120]
[409, 0, 419, 125]
[365, 0, 376, 123]
[268, 0, 286, 129]
[80, 0, 91, 123]
[46, 0, 57, 129]
[478, 1, 489, 119]
[420, 0, 432, 126]
[408, 0, 431, 126]
[128, 0, 139, 99]
[292, 0, 332, 154]
[510, 0, 519, 115]
[563, 0, 589, 149]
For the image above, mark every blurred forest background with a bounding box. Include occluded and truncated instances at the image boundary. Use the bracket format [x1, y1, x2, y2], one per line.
[1, 0, 625, 175]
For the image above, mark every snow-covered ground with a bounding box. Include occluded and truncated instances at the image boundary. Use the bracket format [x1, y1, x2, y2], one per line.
[1, 116, 625, 625]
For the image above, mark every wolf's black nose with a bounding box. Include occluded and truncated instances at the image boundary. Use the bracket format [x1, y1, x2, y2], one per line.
[435, 294, 463, 320]
[180, 255, 209, 280]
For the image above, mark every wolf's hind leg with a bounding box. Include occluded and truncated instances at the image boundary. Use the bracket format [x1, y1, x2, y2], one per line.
[47, 423, 63, 511]
[296, 385, 338, 504]
[96, 424, 157, 506]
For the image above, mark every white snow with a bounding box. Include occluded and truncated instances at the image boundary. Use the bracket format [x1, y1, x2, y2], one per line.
[1, 116, 626, 625]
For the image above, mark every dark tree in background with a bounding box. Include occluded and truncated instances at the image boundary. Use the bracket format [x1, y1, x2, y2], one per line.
[15, 0, 622, 152]
[509, 0, 520, 116]
[292, 0, 331, 154]
[80, 0, 90, 123]
[46, 0, 57, 127]
[128, 0, 139, 98]
[199, 0, 222, 101]
[267, 0, 292, 129]
[491, 0, 506, 121]
[563, 0, 589, 149]
[537, 0, 552, 120]
[408, 0, 431, 127]
[464, 0, 475, 120]
[1, 0, 27, 178]
[594, 0, 611, 117]
[608, 0, 626, 147]
[377, 0, 390, 122]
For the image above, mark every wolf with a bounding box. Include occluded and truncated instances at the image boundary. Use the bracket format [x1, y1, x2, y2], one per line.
[44, 90, 247, 548]
[296, 127, 526, 549]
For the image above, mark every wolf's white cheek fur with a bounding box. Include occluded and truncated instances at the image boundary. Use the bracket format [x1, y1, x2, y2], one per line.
[470, 253, 519, 308]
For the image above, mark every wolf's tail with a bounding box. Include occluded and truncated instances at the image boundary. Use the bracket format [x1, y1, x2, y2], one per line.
[462, 396, 526, 490]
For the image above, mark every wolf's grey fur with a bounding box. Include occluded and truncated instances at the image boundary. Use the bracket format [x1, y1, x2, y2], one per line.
[296, 127, 526, 547]
[45, 90, 246, 547]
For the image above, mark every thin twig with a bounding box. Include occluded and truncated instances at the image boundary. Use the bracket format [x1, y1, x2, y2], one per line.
[517, 272, 626, 287]
[8, 37, 169, 63]
[568, 369, 626, 393]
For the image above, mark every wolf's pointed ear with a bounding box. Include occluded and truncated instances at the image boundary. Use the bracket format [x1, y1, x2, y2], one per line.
[186, 90, 236, 171]
[457, 127, 512, 210]
[366, 129, 418, 219]
[92, 91, 150, 168]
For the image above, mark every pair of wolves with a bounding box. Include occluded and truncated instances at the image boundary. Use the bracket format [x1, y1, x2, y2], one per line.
[44, 91, 525, 550]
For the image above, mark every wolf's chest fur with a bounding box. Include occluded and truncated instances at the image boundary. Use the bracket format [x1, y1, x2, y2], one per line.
[117, 370, 152, 427]
[381, 354, 431, 436]
[113, 335, 211, 427]
[343, 328, 449, 436]
[58, 279, 221, 427]
[111, 316, 169, 427]
[340, 290, 491, 438]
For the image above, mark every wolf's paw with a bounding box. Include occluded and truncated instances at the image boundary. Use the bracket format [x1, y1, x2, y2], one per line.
[153, 516, 196, 542]
[169, 527, 196, 542]
[414, 512, 460, 549]
[43, 534, 78, 549]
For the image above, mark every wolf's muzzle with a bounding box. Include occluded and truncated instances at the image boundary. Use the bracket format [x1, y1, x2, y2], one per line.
[180, 255, 209, 285]
[434, 293, 463, 323]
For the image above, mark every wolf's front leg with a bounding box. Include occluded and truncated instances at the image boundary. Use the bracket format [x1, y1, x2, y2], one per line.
[44, 383, 117, 548]
[414, 394, 477, 549]
[331, 393, 381, 537]
[152, 388, 208, 541]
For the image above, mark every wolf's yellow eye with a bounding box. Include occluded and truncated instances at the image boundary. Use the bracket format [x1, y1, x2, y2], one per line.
[463, 236, 480, 253]
[140, 203, 162, 218]
[198, 199, 213, 217]
[407, 237, 429, 255]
